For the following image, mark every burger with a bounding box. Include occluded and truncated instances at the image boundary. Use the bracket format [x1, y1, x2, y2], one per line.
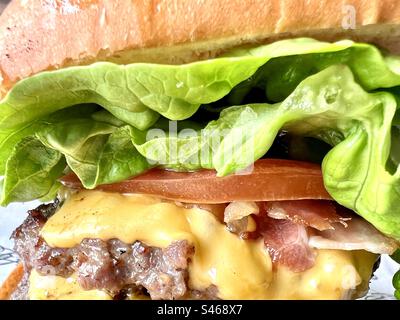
[0, 0, 400, 300]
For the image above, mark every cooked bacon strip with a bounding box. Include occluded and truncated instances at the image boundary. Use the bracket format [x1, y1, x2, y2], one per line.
[309, 217, 399, 254]
[255, 215, 316, 272]
[264, 200, 351, 231]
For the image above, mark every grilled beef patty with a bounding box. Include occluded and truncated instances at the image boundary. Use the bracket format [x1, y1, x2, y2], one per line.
[11, 201, 218, 300]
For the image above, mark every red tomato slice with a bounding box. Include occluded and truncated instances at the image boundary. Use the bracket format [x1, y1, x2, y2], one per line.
[60, 159, 332, 203]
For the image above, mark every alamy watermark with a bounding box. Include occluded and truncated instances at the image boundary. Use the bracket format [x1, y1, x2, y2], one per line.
[342, 4, 356, 30]
[143, 108, 257, 175]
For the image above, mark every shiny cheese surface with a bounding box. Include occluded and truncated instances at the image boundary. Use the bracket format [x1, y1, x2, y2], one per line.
[39, 190, 376, 300]
[41, 190, 272, 299]
[29, 270, 112, 300]
[269, 250, 376, 299]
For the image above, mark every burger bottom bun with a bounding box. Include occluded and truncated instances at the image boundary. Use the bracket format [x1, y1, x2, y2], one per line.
[0, 263, 23, 300]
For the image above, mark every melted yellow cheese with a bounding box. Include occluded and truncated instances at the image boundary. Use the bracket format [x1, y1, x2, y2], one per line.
[37, 190, 377, 300]
[29, 270, 112, 300]
[41, 190, 272, 299]
[269, 250, 376, 299]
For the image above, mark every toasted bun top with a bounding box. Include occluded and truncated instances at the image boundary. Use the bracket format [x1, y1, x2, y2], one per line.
[0, 0, 400, 96]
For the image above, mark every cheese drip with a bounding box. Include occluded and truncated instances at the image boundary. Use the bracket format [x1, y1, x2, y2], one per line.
[29, 270, 112, 300]
[39, 190, 376, 300]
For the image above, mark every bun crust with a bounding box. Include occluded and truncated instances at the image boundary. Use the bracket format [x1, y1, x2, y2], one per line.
[0, 0, 400, 95]
[0, 264, 24, 300]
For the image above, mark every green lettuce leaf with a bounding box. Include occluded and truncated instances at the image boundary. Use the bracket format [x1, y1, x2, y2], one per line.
[3, 38, 398, 137]
[0, 117, 153, 203]
[0, 137, 66, 205]
[1, 38, 400, 240]
[0, 104, 100, 175]
[393, 269, 400, 299]
[134, 65, 400, 239]
[227, 44, 400, 105]
[36, 119, 151, 189]
[0, 123, 42, 174]
[93, 126, 152, 186]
